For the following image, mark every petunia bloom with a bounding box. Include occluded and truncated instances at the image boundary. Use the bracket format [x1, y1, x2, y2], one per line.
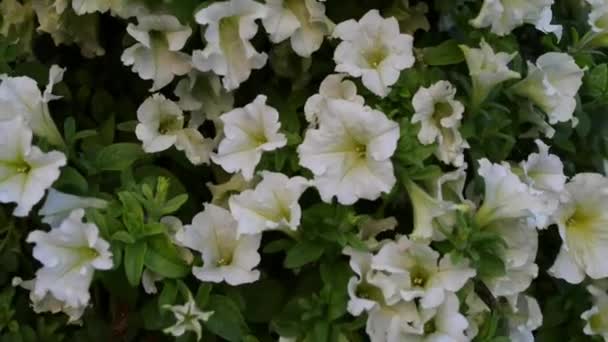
[121, 14, 192, 91]
[298, 99, 399, 204]
[333, 9, 415, 97]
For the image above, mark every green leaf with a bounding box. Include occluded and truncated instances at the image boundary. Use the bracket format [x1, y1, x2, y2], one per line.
[421, 40, 464, 66]
[118, 192, 144, 236]
[111, 231, 136, 244]
[161, 194, 188, 215]
[195, 283, 213, 308]
[140, 222, 167, 238]
[144, 236, 190, 278]
[54, 166, 88, 194]
[124, 241, 147, 287]
[284, 241, 325, 269]
[205, 295, 249, 342]
[96, 143, 145, 171]
[158, 281, 178, 309]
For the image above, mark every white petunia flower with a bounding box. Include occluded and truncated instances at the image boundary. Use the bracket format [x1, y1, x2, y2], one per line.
[470, 0, 562, 39]
[512, 52, 584, 125]
[520, 139, 567, 228]
[0, 65, 66, 146]
[135, 93, 185, 153]
[192, 0, 268, 91]
[405, 173, 469, 241]
[39, 189, 107, 227]
[366, 301, 420, 342]
[459, 39, 521, 108]
[474, 159, 545, 228]
[298, 99, 399, 205]
[582, 284, 608, 340]
[549, 173, 608, 283]
[12, 276, 87, 323]
[506, 294, 543, 342]
[26, 209, 113, 314]
[411, 81, 469, 167]
[333, 9, 415, 97]
[175, 203, 261, 285]
[0, 117, 66, 217]
[358, 216, 398, 250]
[163, 293, 214, 341]
[483, 219, 539, 297]
[587, 0, 608, 33]
[406, 167, 474, 241]
[372, 236, 476, 309]
[521, 140, 566, 195]
[212, 95, 287, 180]
[229, 171, 309, 235]
[175, 128, 215, 165]
[207, 173, 253, 207]
[141, 269, 163, 294]
[344, 247, 385, 316]
[401, 292, 469, 341]
[303, 73, 364, 126]
[262, 0, 333, 57]
[121, 14, 192, 91]
[70, 0, 124, 14]
[174, 71, 234, 120]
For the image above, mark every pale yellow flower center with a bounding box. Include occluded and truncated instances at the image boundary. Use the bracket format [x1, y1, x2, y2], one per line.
[365, 47, 388, 68]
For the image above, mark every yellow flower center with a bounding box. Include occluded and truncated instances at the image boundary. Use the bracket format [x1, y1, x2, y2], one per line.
[365, 47, 388, 68]
[566, 207, 596, 235]
[354, 143, 367, 158]
[410, 267, 428, 287]
[15, 163, 30, 174]
[215, 256, 232, 267]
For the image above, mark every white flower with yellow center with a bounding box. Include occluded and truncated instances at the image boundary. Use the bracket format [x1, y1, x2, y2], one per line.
[372, 236, 476, 309]
[411, 81, 469, 167]
[193, 0, 268, 91]
[262, 0, 333, 57]
[0, 65, 66, 146]
[549, 173, 608, 283]
[298, 99, 399, 205]
[163, 293, 214, 341]
[229, 171, 309, 235]
[333, 9, 415, 97]
[0, 117, 66, 217]
[582, 284, 608, 340]
[512, 52, 584, 126]
[303, 73, 364, 127]
[121, 14, 192, 91]
[26, 209, 113, 314]
[587, 0, 608, 32]
[470, 0, 562, 38]
[212, 95, 287, 180]
[459, 39, 520, 108]
[135, 94, 185, 153]
[175, 203, 261, 285]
